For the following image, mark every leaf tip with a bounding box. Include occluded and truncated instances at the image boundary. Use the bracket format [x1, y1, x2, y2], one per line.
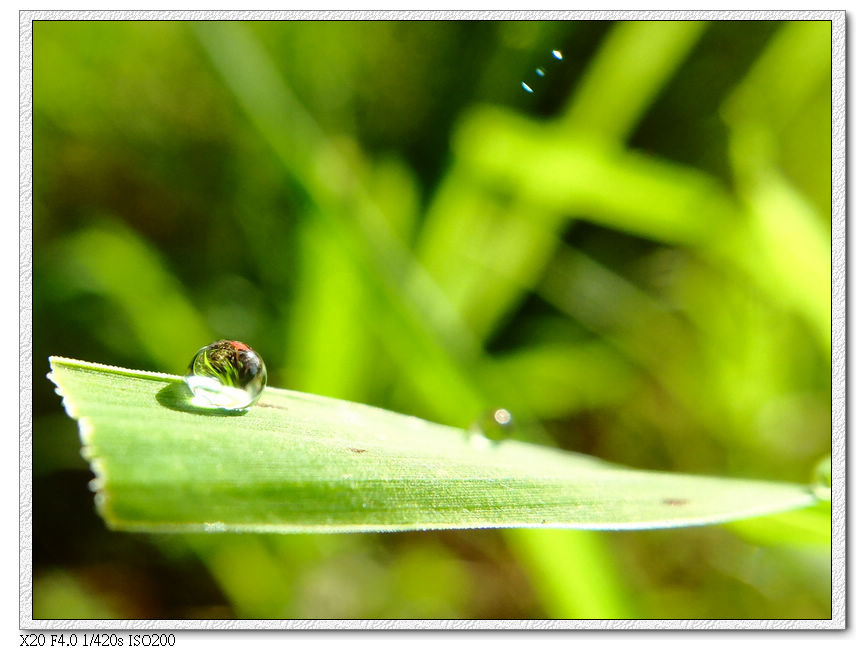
[46, 361, 80, 422]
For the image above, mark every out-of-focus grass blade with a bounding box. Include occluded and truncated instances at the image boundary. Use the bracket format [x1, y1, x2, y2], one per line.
[719, 23, 831, 351]
[561, 20, 708, 140]
[725, 501, 830, 548]
[539, 247, 699, 414]
[720, 21, 830, 349]
[509, 529, 634, 618]
[454, 106, 736, 246]
[722, 21, 830, 134]
[286, 155, 421, 402]
[714, 169, 830, 349]
[50, 357, 817, 533]
[481, 342, 636, 419]
[414, 179, 561, 339]
[57, 222, 213, 371]
[286, 213, 376, 402]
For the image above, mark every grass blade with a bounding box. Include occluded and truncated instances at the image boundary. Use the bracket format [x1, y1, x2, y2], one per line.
[48, 357, 817, 534]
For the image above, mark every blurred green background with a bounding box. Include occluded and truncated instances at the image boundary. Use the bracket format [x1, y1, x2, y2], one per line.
[32, 19, 832, 619]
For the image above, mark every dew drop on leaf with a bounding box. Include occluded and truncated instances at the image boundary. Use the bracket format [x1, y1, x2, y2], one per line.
[470, 408, 515, 443]
[184, 339, 267, 410]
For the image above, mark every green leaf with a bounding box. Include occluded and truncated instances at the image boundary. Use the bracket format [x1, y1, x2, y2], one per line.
[48, 357, 818, 534]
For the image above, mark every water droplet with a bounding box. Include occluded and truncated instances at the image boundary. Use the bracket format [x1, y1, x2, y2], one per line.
[469, 408, 515, 443]
[204, 521, 227, 532]
[552, 49, 563, 60]
[493, 408, 512, 426]
[184, 340, 267, 410]
[521, 81, 534, 93]
[535, 67, 546, 77]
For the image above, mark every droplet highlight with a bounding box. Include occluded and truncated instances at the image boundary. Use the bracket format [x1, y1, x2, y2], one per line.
[521, 81, 534, 93]
[493, 408, 513, 426]
[552, 49, 563, 60]
[535, 67, 546, 77]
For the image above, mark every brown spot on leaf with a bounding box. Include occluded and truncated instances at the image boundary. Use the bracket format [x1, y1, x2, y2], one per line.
[662, 498, 689, 506]
[348, 447, 367, 454]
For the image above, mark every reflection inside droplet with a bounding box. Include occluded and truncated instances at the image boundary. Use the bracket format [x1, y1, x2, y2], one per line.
[535, 67, 546, 77]
[552, 49, 563, 60]
[184, 339, 267, 411]
[521, 81, 534, 93]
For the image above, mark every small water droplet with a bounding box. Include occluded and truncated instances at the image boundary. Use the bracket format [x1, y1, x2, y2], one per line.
[204, 521, 227, 532]
[535, 67, 546, 77]
[521, 81, 534, 93]
[493, 408, 512, 426]
[469, 408, 515, 443]
[552, 49, 563, 60]
[184, 340, 267, 410]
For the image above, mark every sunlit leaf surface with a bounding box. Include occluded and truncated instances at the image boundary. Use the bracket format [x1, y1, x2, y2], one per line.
[50, 357, 817, 533]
